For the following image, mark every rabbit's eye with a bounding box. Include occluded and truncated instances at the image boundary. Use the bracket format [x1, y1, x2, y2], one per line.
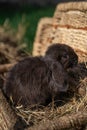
[62, 54, 69, 59]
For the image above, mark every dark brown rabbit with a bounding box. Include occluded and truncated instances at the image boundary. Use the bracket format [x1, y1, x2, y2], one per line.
[3, 56, 68, 107]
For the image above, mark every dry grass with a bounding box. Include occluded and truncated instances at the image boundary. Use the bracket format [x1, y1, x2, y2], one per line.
[0, 19, 30, 64]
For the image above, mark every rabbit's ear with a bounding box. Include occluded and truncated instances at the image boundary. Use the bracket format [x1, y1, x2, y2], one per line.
[61, 54, 69, 63]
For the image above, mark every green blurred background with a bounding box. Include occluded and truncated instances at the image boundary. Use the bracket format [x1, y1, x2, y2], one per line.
[0, 6, 55, 53]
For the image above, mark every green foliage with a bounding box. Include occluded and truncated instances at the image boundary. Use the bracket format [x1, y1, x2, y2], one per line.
[0, 6, 55, 53]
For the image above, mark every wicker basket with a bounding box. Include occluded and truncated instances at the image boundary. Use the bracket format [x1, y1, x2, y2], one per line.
[33, 1, 87, 62]
[33, 17, 53, 56]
